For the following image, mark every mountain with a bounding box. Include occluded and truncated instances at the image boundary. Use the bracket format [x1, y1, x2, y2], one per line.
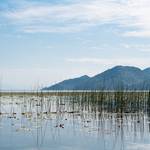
[42, 75, 90, 90]
[43, 66, 150, 90]
[143, 68, 150, 77]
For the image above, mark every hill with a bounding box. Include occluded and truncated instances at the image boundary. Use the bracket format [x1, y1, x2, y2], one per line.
[43, 66, 150, 90]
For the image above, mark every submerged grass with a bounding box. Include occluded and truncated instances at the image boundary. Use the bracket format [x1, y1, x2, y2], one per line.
[0, 91, 150, 149]
[0, 90, 150, 114]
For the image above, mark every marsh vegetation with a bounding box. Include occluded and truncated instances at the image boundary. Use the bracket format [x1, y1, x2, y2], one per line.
[0, 91, 150, 150]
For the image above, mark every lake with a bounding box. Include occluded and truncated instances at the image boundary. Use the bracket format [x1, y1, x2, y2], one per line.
[0, 91, 150, 150]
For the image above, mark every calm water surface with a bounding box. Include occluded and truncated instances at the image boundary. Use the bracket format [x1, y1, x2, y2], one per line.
[0, 92, 150, 150]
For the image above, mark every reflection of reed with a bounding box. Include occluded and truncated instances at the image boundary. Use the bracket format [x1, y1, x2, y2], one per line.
[0, 91, 1, 116]
[0, 91, 150, 149]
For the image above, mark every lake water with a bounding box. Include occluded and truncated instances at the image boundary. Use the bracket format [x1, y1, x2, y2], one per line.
[0, 92, 150, 150]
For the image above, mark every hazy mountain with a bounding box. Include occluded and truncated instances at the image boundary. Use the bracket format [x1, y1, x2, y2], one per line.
[143, 68, 150, 78]
[43, 66, 150, 90]
[42, 75, 90, 90]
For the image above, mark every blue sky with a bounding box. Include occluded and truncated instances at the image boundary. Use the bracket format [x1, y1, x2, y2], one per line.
[0, 0, 150, 90]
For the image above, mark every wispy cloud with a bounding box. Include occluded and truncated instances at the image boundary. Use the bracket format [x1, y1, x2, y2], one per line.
[1, 0, 150, 37]
[66, 57, 150, 68]
[4, 0, 122, 33]
[121, 43, 150, 52]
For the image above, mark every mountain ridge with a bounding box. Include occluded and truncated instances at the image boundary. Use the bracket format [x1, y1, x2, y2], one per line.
[42, 66, 150, 90]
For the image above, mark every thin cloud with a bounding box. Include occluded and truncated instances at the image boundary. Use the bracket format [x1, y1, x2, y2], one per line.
[121, 43, 150, 52]
[66, 57, 150, 68]
[2, 0, 150, 37]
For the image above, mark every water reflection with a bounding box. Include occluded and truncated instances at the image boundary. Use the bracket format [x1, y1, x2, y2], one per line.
[0, 91, 150, 150]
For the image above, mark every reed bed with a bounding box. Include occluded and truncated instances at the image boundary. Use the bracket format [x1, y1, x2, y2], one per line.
[0, 91, 150, 149]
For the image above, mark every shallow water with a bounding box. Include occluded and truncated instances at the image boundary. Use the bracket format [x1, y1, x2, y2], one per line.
[0, 92, 150, 150]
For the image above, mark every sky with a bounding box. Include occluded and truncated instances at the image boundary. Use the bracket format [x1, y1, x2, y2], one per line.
[0, 0, 150, 90]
